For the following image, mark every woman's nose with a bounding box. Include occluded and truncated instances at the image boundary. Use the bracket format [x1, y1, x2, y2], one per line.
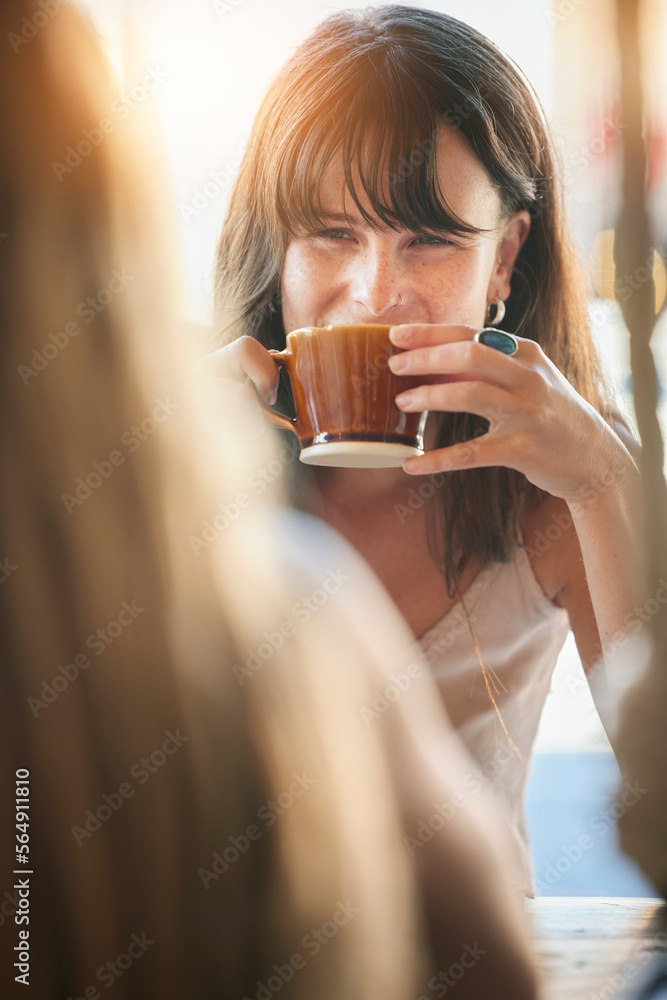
[351, 248, 404, 317]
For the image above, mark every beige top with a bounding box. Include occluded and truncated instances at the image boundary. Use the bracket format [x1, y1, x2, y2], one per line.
[417, 543, 571, 893]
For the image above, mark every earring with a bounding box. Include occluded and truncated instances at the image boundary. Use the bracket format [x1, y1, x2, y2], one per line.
[485, 297, 506, 326]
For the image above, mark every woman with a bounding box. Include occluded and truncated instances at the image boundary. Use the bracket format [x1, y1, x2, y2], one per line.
[0, 1, 537, 997]
[207, 4, 647, 890]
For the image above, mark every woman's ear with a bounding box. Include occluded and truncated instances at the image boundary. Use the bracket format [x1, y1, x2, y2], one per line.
[486, 209, 531, 304]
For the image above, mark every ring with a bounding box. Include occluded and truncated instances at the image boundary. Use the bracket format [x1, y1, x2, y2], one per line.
[473, 328, 519, 357]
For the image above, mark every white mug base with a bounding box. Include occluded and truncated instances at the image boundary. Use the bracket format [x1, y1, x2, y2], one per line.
[299, 441, 424, 468]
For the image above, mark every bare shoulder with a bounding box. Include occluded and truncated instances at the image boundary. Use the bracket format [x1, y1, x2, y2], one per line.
[521, 491, 582, 606]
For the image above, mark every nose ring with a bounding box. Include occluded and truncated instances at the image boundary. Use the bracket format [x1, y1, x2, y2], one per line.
[394, 293, 404, 307]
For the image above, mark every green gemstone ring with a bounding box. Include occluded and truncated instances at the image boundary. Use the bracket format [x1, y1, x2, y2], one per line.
[473, 328, 519, 357]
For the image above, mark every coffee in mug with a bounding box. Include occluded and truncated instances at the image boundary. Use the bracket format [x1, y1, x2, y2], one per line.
[252, 323, 429, 468]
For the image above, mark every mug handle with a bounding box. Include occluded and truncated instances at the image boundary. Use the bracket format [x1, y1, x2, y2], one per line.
[248, 349, 298, 437]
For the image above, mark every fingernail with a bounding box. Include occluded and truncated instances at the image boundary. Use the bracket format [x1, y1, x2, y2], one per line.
[388, 353, 407, 371]
[266, 387, 278, 405]
[389, 327, 409, 344]
[395, 392, 412, 407]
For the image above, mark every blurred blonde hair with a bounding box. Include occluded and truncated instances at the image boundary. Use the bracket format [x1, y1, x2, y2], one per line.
[0, 2, 420, 996]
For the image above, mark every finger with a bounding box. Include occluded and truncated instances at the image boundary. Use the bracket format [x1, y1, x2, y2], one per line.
[388, 337, 534, 390]
[389, 323, 479, 348]
[196, 336, 280, 404]
[395, 379, 517, 425]
[403, 436, 507, 476]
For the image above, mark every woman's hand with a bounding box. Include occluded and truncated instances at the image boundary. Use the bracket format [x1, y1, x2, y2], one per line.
[193, 336, 282, 442]
[194, 336, 281, 405]
[387, 323, 636, 504]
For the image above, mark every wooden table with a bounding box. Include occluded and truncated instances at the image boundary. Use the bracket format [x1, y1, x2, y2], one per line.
[528, 897, 667, 999]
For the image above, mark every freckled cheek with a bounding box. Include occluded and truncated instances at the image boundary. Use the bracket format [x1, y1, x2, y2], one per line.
[281, 247, 344, 330]
[417, 262, 487, 325]
[281, 248, 313, 331]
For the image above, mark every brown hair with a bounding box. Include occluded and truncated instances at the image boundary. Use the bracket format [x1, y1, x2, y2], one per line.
[214, 4, 620, 593]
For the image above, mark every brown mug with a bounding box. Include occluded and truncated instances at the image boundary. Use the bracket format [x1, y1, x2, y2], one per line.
[252, 323, 429, 468]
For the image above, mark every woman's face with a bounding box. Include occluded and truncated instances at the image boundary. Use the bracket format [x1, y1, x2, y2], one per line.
[280, 123, 529, 334]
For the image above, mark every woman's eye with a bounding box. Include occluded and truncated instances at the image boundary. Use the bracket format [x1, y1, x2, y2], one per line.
[318, 228, 354, 240]
[412, 234, 455, 246]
